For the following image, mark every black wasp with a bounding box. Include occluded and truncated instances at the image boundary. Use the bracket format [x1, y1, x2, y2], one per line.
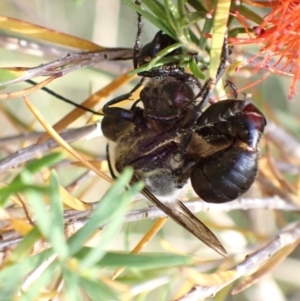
[101, 15, 266, 255]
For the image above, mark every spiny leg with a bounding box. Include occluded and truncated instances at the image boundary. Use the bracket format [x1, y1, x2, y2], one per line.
[130, 35, 231, 152]
[224, 79, 238, 99]
[102, 77, 145, 122]
[216, 31, 229, 83]
[195, 31, 229, 110]
[133, 0, 143, 68]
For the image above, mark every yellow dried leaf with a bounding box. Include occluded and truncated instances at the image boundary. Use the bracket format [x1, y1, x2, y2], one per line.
[72, 160, 108, 171]
[0, 15, 102, 51]
[0, 68, 25, 85]
[100, 276, 129, 292]
[259, 157, 281, 188]
[0, 76, 56, 100]
[173, 280, 194, 300]
[59, 186, 92, 211]
[11, 219, 33, 236]
[24, 95, 113, 184]
[184, 267, 237, 286]
[160, 239, 188, 255]
[37, 292, 60, 301]
[112, 218, 167, 280]
[210, 0, 231, 83]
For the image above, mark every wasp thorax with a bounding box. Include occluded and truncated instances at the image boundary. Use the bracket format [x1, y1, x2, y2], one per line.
[141, 77, 194, 112]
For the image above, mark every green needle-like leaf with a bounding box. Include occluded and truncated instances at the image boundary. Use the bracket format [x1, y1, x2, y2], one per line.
[79, 181, 143, 269]
[0, 153, 64, 207]
[47, 172, 69, 260]
[75, 249, 192, 269]
[67, 167, 142, 257]
[80, 277, 120, 301]
[25, 172, 68, 260]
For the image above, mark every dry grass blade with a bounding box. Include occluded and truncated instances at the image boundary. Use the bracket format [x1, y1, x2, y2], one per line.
[58, 186, 92, 211]
[183, 268, 237, 287]
[23, 95, 112, 183]
[265, 138, 297, 194]
[0, 15, 102, 51]
[0, 76, 57, 100]
[112, 217, 168, 280]
[210, 0, 230, 82]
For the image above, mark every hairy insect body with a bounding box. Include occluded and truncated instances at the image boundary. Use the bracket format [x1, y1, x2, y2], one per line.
[104, 77, 194, 197]
[116, 132, 189, 197]
[103, 75, 266, 202]
[101, 29, 266, 255]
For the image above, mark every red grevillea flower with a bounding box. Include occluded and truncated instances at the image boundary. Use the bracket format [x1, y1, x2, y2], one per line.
[232, 0, 300, 99]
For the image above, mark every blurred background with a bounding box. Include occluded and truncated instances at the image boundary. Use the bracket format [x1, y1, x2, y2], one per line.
[0, 1, 300, 300]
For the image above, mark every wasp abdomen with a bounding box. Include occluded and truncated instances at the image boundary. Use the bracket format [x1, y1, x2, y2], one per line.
[191, 146, 258, 203]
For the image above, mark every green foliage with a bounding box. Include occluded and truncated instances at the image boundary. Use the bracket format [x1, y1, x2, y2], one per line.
[0, 153, 64, 207]
[0, 162, 191, 300]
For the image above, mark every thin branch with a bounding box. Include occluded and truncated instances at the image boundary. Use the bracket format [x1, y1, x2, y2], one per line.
[0, 122, 102, 172]
[265, 121, 300, 159]
[0, 237, 22, 249]
[0, 76, 57, 100]
[0, 48, 133, 88]
[21, 254, 57, 291]
[1, 196, 299, 250]
[63, 196, 299, 224]
[0, 132, 51, 145]
[0, 34, 133, 76]
[130, 276, 171, 297]
[175, 222, 300, 301]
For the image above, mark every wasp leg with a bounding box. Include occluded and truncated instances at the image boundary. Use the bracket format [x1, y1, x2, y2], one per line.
[102, 78, 145, 123]
[196, 100, 266, 148]
[138, 65, 185, 78]
[101, 78, 145, 141]
[216, 31, 229, 83]
[194, 31, 229, 110]
[133, 0, 143, 69]
[224, 80, 238, 99]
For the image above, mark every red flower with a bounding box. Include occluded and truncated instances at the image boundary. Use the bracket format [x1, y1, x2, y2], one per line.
[232, 0, 300, 99]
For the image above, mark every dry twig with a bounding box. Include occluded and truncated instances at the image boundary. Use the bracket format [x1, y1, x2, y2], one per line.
[1, 196, 299, 250]
[0, 48, 133, 88]
[176, 222, 300, 301]
[0, 123, 102, 172]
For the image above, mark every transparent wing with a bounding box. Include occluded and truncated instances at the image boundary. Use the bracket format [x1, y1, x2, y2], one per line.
[136, 175, 227, 256]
